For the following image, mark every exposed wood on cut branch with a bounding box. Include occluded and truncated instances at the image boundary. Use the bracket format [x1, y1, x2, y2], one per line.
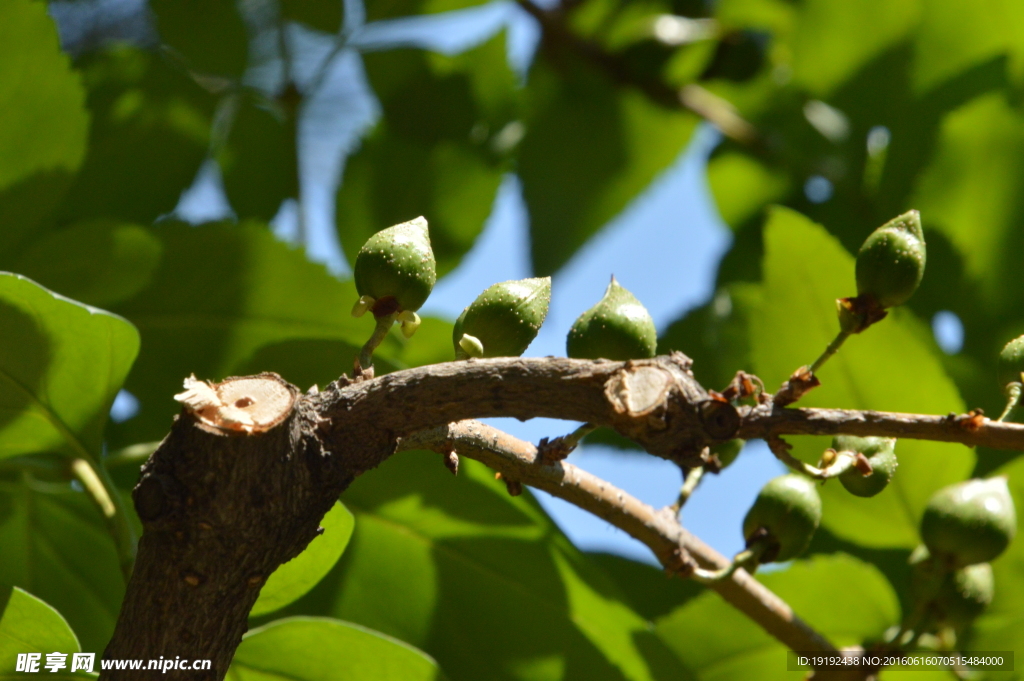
[401, 421, 837, 656]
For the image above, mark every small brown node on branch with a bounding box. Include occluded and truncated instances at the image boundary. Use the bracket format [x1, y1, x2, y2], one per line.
[837, 295, 888, 334]
[444, 451, 459, 476]
[698, 399, 741, 440]
[774, 366, 821, 407]
[174, 373, 297, 433]
[352, 358, 375, 381]
[247, 575, 263, 588]
[719, 370, 765, 404]
[537, 435, 575, 463]
[182, 572, 204, 587]
[853, 452, 874, 476]
[663, 546, 698, 579]
[494, 471, 523, 496]
[197, 521, 213, 531]
[957, 409, 987, 432]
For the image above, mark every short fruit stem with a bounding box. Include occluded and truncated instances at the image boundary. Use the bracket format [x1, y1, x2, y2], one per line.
[691, 537, 770, 584]
[673, 466, 705, 513]
[358, 313, 397, 371]
[997, 383, 1022, 422]
[809, 330, 850, 375]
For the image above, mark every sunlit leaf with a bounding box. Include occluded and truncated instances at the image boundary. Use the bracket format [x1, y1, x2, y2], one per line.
[0, 587, 90, 676]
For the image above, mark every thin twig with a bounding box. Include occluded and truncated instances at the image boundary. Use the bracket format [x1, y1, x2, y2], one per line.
[399, 420, 837, 656]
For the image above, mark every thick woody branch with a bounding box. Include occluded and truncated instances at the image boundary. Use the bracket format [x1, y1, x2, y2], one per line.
[400, 421, 836, 656]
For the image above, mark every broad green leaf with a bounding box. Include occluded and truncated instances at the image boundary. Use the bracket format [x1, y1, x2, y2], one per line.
[10, 221, 162, 307]
[57, 45, 215, 225]
[0, 587, 89, 676]
[706, 152, 789, 230]
[788, 0, 920, 96]
[265, 454, 689, 681]
[231, 617, 445, 680]
[106, 222, 400, 447]
[519, 55, 697, 276]
[749, 208, 972, 548]
[0, 0, 88, 253]
[219, 93, 300, 222]
[337, 33, 517, 276]
[583, 552, 703, 622]
[280, 0, 343, 33]
[0, 0, 87, 193]
[966, 456, 1024, 667]
[364, 0, 489, 22]
[150, 0, 248, 77]
[0, 481, 124, 654]
[656, 554, 900, 681]
[913, 0, 1024, 94]
[912, 93, 1024, 315]
[0, 273, 139, 461]
[251, 502, 354, 617]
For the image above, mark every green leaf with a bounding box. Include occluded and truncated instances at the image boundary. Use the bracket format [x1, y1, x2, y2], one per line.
[57, 45, 215, 225]
[655, 554, 900, 681]
[337, 33, 517, 277]
[0, 587, 89, 676]
[150, 0, 249, 77]
[0, 0, 87, 194]
[251, 502, 354, 617]
[231, 617, 445, 680]
[519, 55, 697, 276]
[265, 454, 689, 681]
[280, 0, 343, 33]
[749, 208, 972, 548]
[10, 221, 162, 307]
[0, 0, 88, 254]
[364, 0, 489, 23]
[106, 222, 399, 447]
[0, 482, 124, 654]
[706, 152, 789, 231]
[966, 455, 1024, 661]
[787, 0, 919, 96]
[219, 93, 300, 222]
[0, 273, 139, 461]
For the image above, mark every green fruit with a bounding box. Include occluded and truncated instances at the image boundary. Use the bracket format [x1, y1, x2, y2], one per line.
[354, 216, 436, 315]
[855, 210, 926, 309]
[909, 546, 994, 628]
[711, 439, 744, 470]
[452, 277, 551, 358]
[920, 477, 1017, 567]
[742, 474, 822, 563]
[566, 278, 657, 361]
[997, 335, 1024, 389]
[834, 435, 898, 498]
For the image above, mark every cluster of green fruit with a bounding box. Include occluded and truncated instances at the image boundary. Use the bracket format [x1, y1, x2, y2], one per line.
[350, 217, 658, 363]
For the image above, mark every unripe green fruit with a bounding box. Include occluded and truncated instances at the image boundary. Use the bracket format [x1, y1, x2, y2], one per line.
[452, 277, 551, 358]
[566, 278, 656, 361]
[354, 217, 436, 315]
[997, 335, 1024, 389]
[742, 474, 822, 563]
[855, 210, 926, 309]
[908, 546, 994, 628]
[834, 435, 898, 498]
[712, 439, 744, 470]
[920, 477, 1017, 567]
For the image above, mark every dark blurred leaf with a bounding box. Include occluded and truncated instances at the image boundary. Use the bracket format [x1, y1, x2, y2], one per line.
[749, 208, 972, 548]
[219, 92, 300, 221]
[364, 0, 489, 23]
[706, 151, 789, 230]
[150, 0, 248, 77]
[11, 220, 162, 307]
[251, 502, 354, 617]
[232, 617, 447, 680]
[519, 54, 697, 276]
[583, 552, 703, 622]
[0, 587, 91, 675]
[656, 554, 899, 681]
[337, 33, 517, 276]
[0, 482, 124, 653]
[259, 454, 690, 681]
[0, 0, 88, 254]
[280, 0, 343, 33]
[58, 45, 215, 225]
[106, 222, 400, 447]
[0, 273, 139, 461]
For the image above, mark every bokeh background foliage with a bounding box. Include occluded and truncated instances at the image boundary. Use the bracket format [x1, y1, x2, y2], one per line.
[2, 0, 1024, 678]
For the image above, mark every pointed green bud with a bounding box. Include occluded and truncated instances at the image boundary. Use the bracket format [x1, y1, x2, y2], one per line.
[567, 277, 657, 361]
[354, 217, 436, 316]
[997, 334, 1024, 389]
[855, 210, 926, 309]
[834, 435, 898, 498]
[742, 474, 821, 563]
[921, 477, 1017, 567]
[452, 277, 551, 358]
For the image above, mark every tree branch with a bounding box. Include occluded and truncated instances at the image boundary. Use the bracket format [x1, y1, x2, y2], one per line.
[400, 420, 837, 656]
